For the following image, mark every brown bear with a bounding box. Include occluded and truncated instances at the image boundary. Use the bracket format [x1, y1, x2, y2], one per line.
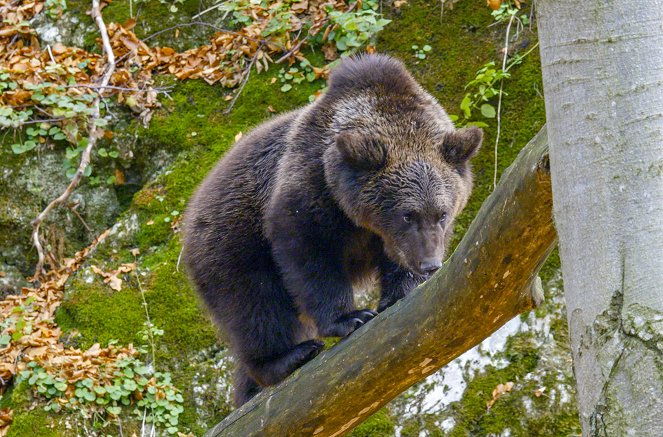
[182, 54, 482, 406]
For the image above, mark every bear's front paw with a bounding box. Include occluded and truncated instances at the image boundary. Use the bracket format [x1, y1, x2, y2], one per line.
[296, 339, 325, 362]
[319, 309, 377, 338]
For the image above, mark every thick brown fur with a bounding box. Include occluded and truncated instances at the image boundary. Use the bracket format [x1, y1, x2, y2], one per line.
[182, 54, 482, 406]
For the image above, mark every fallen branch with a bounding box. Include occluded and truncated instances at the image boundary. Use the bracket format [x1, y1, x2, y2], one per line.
[30, 0, 116, 280]
[206, 127, 555, 436]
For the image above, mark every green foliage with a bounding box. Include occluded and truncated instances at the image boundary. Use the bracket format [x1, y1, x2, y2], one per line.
[44, 0, 67, 18]
[218, 0, 390, 56]
[448, 0, 536, 128]
[17, 326, 186, 435]
[0, 297, 37, 347]
[454, 61, 511, 127]
[350, 408, 396, 436]
[277, 58, 321, 94]
[491, 1, 530, 26]
[0, 72, 18, 92]
[1, 80, 120, 183]
[411, 44, 432, 60]
[324, 1, 391, 52]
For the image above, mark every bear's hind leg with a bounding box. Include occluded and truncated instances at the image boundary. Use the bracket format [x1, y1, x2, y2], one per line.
[233, 364, 261, 407]
[250, 339, 324, 386]
[228, 269, 323, 394]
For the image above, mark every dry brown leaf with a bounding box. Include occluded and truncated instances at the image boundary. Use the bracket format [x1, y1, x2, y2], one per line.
[0, 408, 12, 437]
[322, 43, 338, 61]
[487, 381, 514, 409]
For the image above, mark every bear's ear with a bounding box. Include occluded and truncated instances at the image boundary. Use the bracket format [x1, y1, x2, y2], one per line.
[441, 126, 483, 164]
[336, 131, 387, 170]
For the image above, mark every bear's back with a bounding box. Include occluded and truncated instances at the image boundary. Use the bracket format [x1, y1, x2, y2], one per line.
[183, 109, 302, 275]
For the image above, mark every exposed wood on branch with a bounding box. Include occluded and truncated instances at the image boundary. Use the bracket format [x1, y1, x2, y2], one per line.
[206, 127, 555, 437]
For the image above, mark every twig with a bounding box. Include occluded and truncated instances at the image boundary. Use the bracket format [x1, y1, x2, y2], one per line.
[191, 1, 224, 19]
[46, 45, 55, 64]
[68, 201, 93, 232]
[224, 45, 262, 114]
[275, 39, 305, 64]
[142, 21, 281, 49]
[176, 247, 183, 272]
[30, 0, 116, 280]
[133, 260, 157, 367]
[14, 117, 66, 125]
[493, 12, 515, 190]
[64, 83, 174, 93]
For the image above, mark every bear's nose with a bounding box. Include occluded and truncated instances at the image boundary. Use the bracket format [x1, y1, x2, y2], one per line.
[419, 258, 442, 274]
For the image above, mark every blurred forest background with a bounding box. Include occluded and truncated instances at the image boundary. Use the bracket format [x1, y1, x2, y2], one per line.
[0, 0, 580, 435]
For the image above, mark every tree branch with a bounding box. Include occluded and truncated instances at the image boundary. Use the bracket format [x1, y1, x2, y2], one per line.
[206, 127, 555, 436]
[30, 0, 116, 280]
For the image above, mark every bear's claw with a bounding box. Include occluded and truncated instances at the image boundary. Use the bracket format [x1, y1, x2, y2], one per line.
[320, 308, 377, 338]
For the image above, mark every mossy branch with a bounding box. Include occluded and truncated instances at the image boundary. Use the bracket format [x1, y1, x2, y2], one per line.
[205, 127, 555, 437]
[30, 0, 116, 280]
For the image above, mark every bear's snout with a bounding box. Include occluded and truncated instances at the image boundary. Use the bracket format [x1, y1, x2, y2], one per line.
[419, 258, 442, 275]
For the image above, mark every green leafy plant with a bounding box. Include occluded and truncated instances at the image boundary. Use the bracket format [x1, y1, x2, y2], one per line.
[277, 58, 319, 93]
[18, 325, 185, 435]
[411, 44, 432, 60]
[491, 1, 529, 26]
[44, 0, 67, 19]
[453, 61, 510, 127]
[324, 2, 391, 52]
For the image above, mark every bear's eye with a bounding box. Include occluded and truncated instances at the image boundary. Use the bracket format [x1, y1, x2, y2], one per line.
[403, 213, 413, 224]
[439, 212, 448, 225]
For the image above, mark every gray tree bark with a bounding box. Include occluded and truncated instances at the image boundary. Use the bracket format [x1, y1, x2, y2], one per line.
[537, 1, 663, 435]
[206, 128, 555, 436]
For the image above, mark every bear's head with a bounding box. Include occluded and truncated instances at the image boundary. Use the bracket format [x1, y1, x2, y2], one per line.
[321, 54, 482, 276]
[325, 126, 482, 276]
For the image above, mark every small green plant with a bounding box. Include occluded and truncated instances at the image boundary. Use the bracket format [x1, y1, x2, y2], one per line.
[18, 328, 185, 434]
[452, 43, 534, 127]
[411, 44, 432, 60]
[277, 59, 318, 93]
[44, 0, 67, 19]
[454, 61, 510, 126]
[163, 210, 179, 223]
[491, 1, 529, 26]
[0, 71, 17, 92]
[324, 1, 391, 52]
[0, 297, 36, 346]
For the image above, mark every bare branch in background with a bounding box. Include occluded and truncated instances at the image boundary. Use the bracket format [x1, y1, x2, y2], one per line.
[30, 0, 116, 280]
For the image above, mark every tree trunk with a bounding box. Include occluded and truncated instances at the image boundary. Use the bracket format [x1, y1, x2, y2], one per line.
[537, 2, 663, 435]
[206, 128, 555, 437]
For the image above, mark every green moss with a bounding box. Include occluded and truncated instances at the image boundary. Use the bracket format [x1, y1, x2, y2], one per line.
[446, 334, 539, 436]
[350, 407, 396, 437]
[4, 382, 57, 437]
